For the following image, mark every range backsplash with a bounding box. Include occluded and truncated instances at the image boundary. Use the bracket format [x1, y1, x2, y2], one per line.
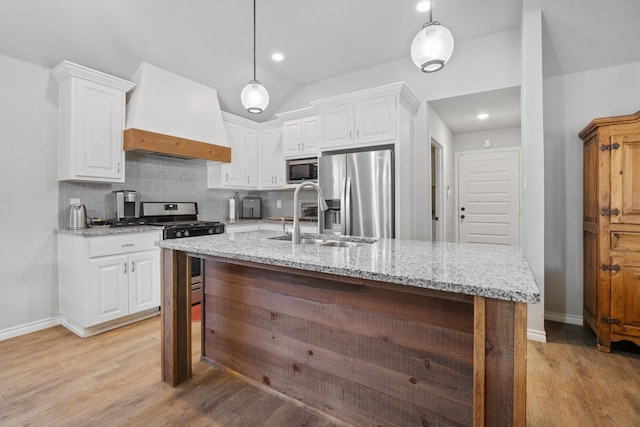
[58, 152, 318, 228]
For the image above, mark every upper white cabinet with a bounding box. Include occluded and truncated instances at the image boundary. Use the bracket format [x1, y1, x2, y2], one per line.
[208, 114, 259, 189]
[52, 61, 135, 183]
[260, 126, 285, 188]
[317, 95, 396, 149]
[282, 116, 318, 157]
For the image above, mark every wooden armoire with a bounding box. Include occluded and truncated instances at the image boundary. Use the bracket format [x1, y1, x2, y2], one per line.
[580, 111, 640, 352]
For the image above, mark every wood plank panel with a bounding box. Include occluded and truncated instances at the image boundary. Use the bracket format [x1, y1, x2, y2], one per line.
[123, 128, 231, 162]
[161, 249, 191, 386]
[202, 259, 478, 426]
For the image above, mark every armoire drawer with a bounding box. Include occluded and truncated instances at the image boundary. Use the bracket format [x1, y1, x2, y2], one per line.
[611, 232, 640, 251]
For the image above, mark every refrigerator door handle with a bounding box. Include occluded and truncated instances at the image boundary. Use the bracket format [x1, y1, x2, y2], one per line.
[344, 176, 352, 236]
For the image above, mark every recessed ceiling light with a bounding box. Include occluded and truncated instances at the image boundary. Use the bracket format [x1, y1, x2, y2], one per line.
[271, 53, 284, 61]
[416, 1, 431, 12]
[476, 113, 490, 120]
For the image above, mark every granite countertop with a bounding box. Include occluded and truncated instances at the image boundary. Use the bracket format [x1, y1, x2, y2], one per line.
[156, 230, 540, 304]
[56, 225, 164, 236]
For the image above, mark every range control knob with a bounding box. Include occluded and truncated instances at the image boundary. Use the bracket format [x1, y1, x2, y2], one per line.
[208, 228, 214, 234]
[176, 231, 182, 238]
[184, 230, 190, 237]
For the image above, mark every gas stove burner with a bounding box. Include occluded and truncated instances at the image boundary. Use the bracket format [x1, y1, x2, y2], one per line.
[140, 202, 225, 239]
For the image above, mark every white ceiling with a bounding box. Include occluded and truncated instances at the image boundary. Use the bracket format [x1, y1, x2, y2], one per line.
[429, 87, 521, 133]
[0, 0, 638, 131]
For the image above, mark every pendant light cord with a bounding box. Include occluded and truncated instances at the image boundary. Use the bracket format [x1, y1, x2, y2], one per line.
[253, 0, 256, 81]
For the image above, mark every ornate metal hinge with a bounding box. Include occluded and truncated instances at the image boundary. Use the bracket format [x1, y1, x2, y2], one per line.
[600, 208, 620, 216]
[601, 316, 621, 325]
[600, 264, 621, 272]
[600, 143, 620, 151]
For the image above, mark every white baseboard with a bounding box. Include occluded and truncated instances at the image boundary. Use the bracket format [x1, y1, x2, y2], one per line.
[527, 328, 547, 342]
[545, 311, 583, 326]
[0, 316, 62, 342]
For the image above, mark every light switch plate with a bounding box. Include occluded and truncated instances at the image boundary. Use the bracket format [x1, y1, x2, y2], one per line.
[70, 198, 81, 205]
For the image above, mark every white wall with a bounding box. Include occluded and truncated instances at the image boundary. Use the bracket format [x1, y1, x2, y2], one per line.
[453, 127, 521, 152]
[0, 54, 60, 338]
[278, 28, 522, 115]
[426, 105, 455, 242]
[521, 7, 546, 341]
[543, 59, 640, 324]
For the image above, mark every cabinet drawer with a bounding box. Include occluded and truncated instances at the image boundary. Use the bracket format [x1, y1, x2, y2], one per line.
[611, 232, 640, 251]
[89, 232, 161, 258]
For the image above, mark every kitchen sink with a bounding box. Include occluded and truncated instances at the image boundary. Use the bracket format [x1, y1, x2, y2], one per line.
[270, 234, 376, 248]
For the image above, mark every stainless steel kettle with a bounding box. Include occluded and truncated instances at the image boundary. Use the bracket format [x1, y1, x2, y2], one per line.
[68, 204, 88, 230]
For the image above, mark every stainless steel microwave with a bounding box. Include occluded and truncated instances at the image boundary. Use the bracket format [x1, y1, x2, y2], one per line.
[286, 157, 318, 183]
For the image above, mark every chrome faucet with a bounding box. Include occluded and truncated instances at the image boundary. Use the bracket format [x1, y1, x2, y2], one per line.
[292, 181, 328, 244]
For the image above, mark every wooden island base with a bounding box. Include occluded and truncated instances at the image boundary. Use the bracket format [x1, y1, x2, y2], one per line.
[162, 249, 527, 426]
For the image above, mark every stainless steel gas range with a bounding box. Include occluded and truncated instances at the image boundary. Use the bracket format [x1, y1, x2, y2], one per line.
[141, 202, 225, 305]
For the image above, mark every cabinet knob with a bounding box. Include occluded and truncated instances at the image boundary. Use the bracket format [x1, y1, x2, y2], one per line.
[460, 215, 465, 219]
[131, 262, 135, 272]
[349, 130, 352, 140]
[225, 173, 229, 181]
[124, 262, 127, 274]
[302, 143, 305, 151]
[356, 129, 360, 139]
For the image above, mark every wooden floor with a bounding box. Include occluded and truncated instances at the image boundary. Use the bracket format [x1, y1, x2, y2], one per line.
[0, 318, 638, 426]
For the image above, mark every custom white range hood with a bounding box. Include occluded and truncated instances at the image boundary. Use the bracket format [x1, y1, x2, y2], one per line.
[124, 62, 230, 162]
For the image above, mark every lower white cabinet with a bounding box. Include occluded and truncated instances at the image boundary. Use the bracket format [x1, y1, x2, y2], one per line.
[58, 230, 162, 337]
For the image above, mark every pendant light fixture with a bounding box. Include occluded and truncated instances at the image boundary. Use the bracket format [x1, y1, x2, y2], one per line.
[240, 0, 269, 113]
[410, 0, 455, 73]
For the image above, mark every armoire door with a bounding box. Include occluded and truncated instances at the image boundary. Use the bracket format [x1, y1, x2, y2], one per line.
[610, 132, 640, 224]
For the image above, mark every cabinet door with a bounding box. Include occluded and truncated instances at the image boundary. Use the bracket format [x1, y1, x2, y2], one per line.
[244, 129, 259, 188]
[260, 129, 284, 188]
[282, 120, 302, 156]
[354, 95, 397, 145]
[129, 250, 161, 313]
[318, 104, 354, 148]
[610, 133, 640, 224]
[301, 116, 318, 153]
[89, 255, 129, 325]
[221, 122, 245, 187]
[75, 79, 125, 181]
[611, 255, 640, 340]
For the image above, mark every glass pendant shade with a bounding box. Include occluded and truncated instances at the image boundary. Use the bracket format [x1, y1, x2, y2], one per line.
[410, 22, 455, 73]
[241, 80, 269, 114]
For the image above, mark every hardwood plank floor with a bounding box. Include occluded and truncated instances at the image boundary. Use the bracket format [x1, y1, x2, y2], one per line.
[0, 318, 638, 426]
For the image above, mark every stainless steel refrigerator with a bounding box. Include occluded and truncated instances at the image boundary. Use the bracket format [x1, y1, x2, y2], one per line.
[318, 148, 394, 238]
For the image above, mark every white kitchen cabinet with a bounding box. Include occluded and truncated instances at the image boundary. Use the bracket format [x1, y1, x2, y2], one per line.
[52, 60, 135, 183]
[260, 127, 285, 188]
[208, 114, 260, 189]
[282, 116, 318, 157]
[317, 95, 396, 149]
[58, 230, 162, 337]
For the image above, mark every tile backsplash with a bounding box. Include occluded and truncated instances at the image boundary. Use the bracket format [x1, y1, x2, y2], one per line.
[58, 152, 317, 228]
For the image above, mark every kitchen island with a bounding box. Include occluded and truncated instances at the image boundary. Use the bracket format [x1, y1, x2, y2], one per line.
[157, 231, 539, 426]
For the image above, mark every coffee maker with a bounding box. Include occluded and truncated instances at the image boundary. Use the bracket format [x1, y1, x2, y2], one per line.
[106, 190, 145, 226]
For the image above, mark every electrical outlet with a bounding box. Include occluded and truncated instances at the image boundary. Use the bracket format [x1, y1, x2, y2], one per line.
[70, 198, 81, 205]
[483, 139, 491, 148]
[277, 200, 281, 208]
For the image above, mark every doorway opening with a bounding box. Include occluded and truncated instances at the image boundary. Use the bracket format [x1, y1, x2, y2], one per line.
[431, 139, 444, 242]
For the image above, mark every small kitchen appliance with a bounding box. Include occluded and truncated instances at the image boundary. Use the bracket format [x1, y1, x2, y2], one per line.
[241, 197, 262, 219]
[286, 157, 318, 184]
[141, 202, 225, 305]
[107, 190, 141, 219]
[68, 203, 88, 230]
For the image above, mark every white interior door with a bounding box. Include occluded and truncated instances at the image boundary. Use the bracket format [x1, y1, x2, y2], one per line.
[456, 148, 520, 245]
